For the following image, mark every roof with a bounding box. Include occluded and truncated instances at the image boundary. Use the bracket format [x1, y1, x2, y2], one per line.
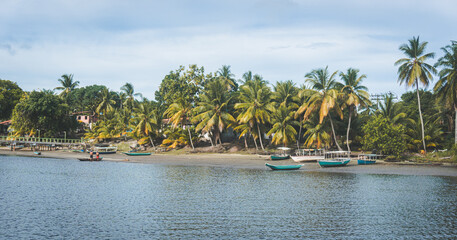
[0, 120, 11, 125]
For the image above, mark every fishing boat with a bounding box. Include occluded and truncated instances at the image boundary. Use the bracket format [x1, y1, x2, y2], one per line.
[270, 147, 291, 160]
[291, 148, 325, 162]
[357, 154, 377, 165]
[78, 157, 103, 161]
[93, 146, 117, 154]
[265, 163, 303, 170]
[318, 151, 351, 167]
[123, 152, 151, 156]
[33, 151, 41, 155]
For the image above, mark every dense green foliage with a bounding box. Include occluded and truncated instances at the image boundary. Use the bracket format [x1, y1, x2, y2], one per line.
[0, 79, 24, 120]
[362, 115, 406, 157]
[10, 91, 78, 137]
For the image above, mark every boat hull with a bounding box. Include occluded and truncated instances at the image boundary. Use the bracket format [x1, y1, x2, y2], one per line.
[318, 159, 350, 167]
[123, 152, 152, 156]
[265, 163, 303, 170]
[97, 151, 116, 154]
[357, 159, 376, 165]
[270, 155, 290, 160]
[291, 155, 324, 162]
[78, 158, 103, 161]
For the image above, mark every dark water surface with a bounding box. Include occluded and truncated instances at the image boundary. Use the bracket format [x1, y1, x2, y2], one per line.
[1, 155, 456, 239]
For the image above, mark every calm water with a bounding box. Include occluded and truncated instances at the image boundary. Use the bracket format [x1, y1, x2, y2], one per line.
[1, 155, 456, 239]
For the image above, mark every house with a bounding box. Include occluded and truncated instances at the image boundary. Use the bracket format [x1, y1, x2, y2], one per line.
[72, 111, 97, 130]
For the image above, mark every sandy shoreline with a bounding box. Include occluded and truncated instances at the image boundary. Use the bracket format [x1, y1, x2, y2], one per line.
[1, 149, 457, 177]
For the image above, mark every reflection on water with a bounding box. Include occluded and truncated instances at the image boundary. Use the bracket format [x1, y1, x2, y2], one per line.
[1, 155, 456, 239]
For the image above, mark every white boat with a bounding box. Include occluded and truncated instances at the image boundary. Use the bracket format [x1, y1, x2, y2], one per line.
[318, 151, 351, 167]
[291, 149, 325, 162]
[93, 146, 117, 154]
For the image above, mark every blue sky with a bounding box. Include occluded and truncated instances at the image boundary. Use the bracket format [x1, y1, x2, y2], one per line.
[1, 0, 456, 99]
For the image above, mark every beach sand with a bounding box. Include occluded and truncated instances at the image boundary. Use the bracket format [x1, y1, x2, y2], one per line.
[1, 148, 456, 177]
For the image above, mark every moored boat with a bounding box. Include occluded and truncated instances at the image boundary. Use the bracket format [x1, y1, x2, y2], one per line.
[292, 149, 325, 162]
[357, 154, 377, 165]
[123, 152, 152, 156]
[93, 146, 117, 154]
[34, 151, 41, 155]
[318, 151, 351, 167]
[271, 147, 291, 160]
[265, 163, 303, 170]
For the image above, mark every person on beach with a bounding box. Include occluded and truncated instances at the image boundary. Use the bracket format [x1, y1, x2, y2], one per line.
[90, 150, 93, 161]
[96, 151, 100, 160]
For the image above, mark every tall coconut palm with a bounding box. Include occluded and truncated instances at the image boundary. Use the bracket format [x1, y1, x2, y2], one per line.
[434, 42, 457, 144]
[164, 97, 195, 150]
[340, 68, 371, 151]
[55, 74, 79, 99]
[235, 75, 273, 151]
[121, 82, 142, 111]
[297, 66, 343, 150]
[272, 80, 299, 110]
[217, 65, 237, 90]
[302, 116, 331, 149]
[194, 78, 236, 146]
[295, 86, 312, 149]
[130, 102, 158, 147]
[267, 106, 299, 146]
[96, 88, 116, 117]
[395, 36, 436, 153]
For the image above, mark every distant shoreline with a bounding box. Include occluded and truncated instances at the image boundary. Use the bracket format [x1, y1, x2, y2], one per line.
[1, 148, 457, 177]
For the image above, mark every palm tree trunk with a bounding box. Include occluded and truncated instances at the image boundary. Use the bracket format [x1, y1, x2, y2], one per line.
[209, 132, 214, 147]
[149, 136, 155, 148]
[297, 116, 303, 150]
[187, 127, 195, 150]
[244, 135, 248, 149]
[416, 84, 426, 153]
[454, 106, 457, 145]
[329, 113, 342, 151]
[252, 133, 259, 150]
[257, 124, 265, 151]
[346, 107, 352, 152]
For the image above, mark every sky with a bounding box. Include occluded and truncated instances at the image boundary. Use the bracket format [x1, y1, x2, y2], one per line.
[1, 0, 456, 100]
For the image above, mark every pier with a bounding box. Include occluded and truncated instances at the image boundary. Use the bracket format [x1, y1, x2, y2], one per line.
[0, 136, 83, 150]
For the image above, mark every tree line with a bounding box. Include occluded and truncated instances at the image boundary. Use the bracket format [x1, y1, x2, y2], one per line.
[1, 36, 456, 157]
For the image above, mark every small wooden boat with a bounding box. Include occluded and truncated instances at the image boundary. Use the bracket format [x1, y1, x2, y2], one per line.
[123, 152, 151, 156]
[93, 146, 117, 154]
[34, 151, 41, 155]
[265, 163, 303, 170]
[270, 147, 291, 160]
[292, 148, 325, 162]
[318, 151, 351, 167]
[78, 157, 103, 161]
[270, 154, 290, 160]
[357, 154, 377, 165]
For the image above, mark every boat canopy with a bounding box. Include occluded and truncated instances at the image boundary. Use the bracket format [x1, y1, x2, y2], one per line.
[277, 147, 291, 151]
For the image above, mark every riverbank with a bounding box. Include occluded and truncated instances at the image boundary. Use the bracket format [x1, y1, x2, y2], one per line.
[1, 148, 457, 177]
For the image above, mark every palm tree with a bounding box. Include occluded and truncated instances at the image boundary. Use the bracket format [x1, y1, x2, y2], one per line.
[121, 83, 142, 111]
[130, 102, 158, 147]
[434, 42, 457, 144]
[96, 88, 116, 117]
[272, 80, 299, 110]
[164, 97, 195, 150]
[235, 74, 273, 151]
[297, 66, 343, 150]
[340, 68, 371, 151]
[55, 74, 79, 99]
[395, 36, 436, 153]
[302, 116, 331, 149]
[194, 78, 236, 146]
[267, 106, 299, 146]
[379, 94, 410, 126]
[217, 65, 237, 90]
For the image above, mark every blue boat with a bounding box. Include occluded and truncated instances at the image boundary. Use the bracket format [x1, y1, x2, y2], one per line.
[265, 163, 303, 170]
[318, 151, 351, 167]
[357, 154, 377, 165]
